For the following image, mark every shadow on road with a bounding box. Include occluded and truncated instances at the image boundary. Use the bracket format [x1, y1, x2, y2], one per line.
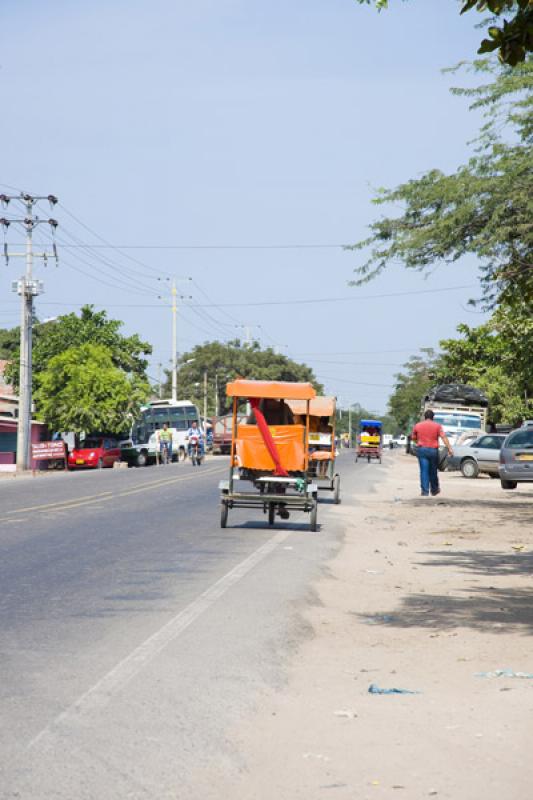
[230, 521, 320, 533]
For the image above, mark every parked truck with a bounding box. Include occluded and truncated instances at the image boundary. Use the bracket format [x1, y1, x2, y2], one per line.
[422, 384, 489, 446]
[211, 413, 247, 455]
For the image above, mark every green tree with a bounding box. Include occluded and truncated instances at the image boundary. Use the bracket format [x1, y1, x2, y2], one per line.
[0, 325, 20, 360]
[387, 349, 440, 431]
[436, 297, 533, 423]
[356, 1, 533, 65]
[349, 61, 533, 308]
[34, 343, 149, 435]
[163, 339, 323, 417]
[5, 305, 152, 390]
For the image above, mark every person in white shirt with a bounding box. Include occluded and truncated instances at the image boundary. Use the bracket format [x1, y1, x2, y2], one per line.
[186, 420, 204, 458]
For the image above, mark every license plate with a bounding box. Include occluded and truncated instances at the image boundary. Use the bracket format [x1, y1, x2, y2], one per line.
[517, 454, 533, 461]
[76, 459, 85, 464]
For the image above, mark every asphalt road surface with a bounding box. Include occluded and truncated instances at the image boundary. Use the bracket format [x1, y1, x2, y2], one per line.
[0, 453, 383, 799]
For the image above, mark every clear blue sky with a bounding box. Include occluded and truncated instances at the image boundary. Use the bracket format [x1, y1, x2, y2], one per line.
[1, 0, 488, 413]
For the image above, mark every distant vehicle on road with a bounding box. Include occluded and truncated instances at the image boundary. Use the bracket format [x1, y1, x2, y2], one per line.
[356, 419, 382, 464]
[448, 433, 507, 478]
[499, 427, 533, 489]
[68, 437, 122, 470]
[121, 399, 201, 466]
[422, 384, 489, 446]
[212, 413, 246, 454]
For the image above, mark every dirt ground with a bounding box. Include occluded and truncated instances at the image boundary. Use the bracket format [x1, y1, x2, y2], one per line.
[213, 451, 533, 800]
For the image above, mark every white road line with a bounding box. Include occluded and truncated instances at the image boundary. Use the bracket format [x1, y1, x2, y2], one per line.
[28, 529, 290, 750]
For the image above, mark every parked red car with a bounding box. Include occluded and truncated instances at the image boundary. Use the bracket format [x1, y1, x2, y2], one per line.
[68, 437, 122, 470]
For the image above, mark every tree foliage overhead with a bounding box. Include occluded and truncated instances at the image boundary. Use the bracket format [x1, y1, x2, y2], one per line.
[387, 298, 533, 429]
[435, 296, 533, 423]
[34, 343, 150, 435]
[356, 1, 533, 65]
[162, 339, 323, 417]
[349, 61, 533, 308]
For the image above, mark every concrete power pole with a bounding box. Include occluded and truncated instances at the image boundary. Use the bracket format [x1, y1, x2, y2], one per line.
[235, 323, 262, 347]
[158, 276, 191, 402]
[157, 362, 163, 399]
[0, 193, 58, 471]
[171, 278, 178, 402]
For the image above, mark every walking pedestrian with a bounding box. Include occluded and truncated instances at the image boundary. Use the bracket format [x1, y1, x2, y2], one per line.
[411, 410, 453, 497]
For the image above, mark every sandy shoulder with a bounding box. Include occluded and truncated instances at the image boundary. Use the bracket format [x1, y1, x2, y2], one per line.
[208, 452, 533, 800]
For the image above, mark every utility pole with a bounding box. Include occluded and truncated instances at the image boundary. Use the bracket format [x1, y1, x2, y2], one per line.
[203, 370, 208, 428]
[214, 372, 219, 418]
[171, 278, 178, 402]
[235, 323, 262, 346]
[1, 193, 58, 471]
[158, 276, 191, 402]
[348, 405, 352, 447]
[157, 362, 163, 399]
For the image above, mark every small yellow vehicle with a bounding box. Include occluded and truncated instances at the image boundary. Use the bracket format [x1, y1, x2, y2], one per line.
[219, 379, 320, 531]
[287, 396, 340, 503]
[356, 419, 383, 464]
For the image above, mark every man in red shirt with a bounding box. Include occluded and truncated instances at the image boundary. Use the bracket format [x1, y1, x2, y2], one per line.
[411, 410, 453, 496]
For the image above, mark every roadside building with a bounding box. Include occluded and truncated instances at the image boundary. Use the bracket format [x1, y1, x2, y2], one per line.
[0, 361, 48, 471]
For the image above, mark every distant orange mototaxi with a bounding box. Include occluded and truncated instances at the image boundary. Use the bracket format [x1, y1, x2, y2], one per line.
[287, 396, 340, 504]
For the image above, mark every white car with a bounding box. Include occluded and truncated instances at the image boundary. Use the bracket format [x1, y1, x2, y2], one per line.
[448, 434, 507, 478]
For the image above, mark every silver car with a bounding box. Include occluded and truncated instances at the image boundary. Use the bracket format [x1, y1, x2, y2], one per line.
[449, 433, 507, 479]
[499, 427, 533, 489]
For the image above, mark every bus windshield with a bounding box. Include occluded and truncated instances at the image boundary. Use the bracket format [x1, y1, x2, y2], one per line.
[433, 413, 481, 430]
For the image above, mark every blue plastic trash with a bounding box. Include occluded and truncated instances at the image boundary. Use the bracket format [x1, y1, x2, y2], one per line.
[368, 683, 420, 695]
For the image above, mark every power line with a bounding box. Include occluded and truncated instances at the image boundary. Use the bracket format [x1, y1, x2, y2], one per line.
[316, 373, 394, 388]
[0, 283, 479, 310]
[31, 242, 349, 251]
[307, 359, 404, 367]
[57, 202, 174, 278]
[292, 348, 422, 355]
[190, 284, 478, 307]
[53, 228, 161, 295]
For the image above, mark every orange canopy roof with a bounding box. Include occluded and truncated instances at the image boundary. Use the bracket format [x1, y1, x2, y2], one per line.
[226, 379, 316, 401]
[287, 396, 336, 418]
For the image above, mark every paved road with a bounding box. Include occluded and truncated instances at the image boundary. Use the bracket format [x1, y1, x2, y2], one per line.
[0, 453, 385, 799]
